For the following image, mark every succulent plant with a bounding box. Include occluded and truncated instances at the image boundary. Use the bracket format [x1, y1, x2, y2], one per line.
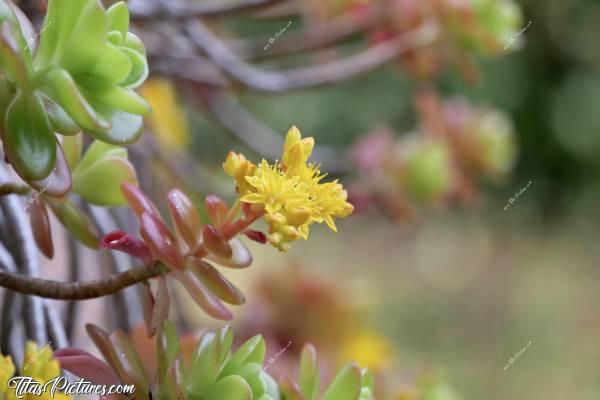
[279, 344, 375, 400]
[57, 323, 280, 400]
[0, 0, 148, 184]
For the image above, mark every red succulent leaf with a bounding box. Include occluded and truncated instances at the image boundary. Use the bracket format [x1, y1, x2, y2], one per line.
[204, 195, 229, 227]
[201, 225, 233, 259]
[187, 258, 245, 305]
[140, 212, 184, 270]
[28, 198, 54, 259]
[152, 276, 171, 334]
[53, 348, 120, 386]
[173, 270, 232, 321]
[167, 189, 202, 250]
[29, 143, 72, 198]
[101, 230, 154, 266]
[140, 282, 155, 337]
[243, 229, 267, 244]
[121, 182, 162, 221]
[85, 324, 150, 400]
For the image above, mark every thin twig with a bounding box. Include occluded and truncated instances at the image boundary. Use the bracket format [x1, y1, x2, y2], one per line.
[65, 238, 80, 341]
[0, 263, 167, 300]
[187, 87, 350, 173]
[184, 20, 440, 92]
[0, 183, 30, 196]
[44, 299, 68, 349]
[0, 240, 22, 355]
[129, 0, 286, 19]
[0, 166, 47, 345]
[227, 10, 381, 60]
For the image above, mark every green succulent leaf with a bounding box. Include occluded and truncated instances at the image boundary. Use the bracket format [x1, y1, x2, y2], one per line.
[186, 330, 221, 394]
[60, 134, 82, 171]
[0, 21, 31, 88]
[41, 68, 110, 131]
[321, 364, 362, 400]
[236, 363, 266, 399]
[72, 154, 137, 206]
[4, 90, 56, 180]
[299, 345, 319, 400]
[120, 46, 148, 88]
[87, 42, 133, 84]
[86, 107, 144, 145]
[220, 335, 266, 378]
[28, 142, 71, 198]
[71, 140, 136, 207]
[208, 375, 253, 400]
[59, 0, 107, 75]
[47, 198, 99, 248]
[42, 95, 80, 136]
[106, 2, 129, 39]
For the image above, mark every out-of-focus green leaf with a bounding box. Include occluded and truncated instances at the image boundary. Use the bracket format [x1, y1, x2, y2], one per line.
[47, 199, 99, 248]
[106, 2, 129, 39]
[321, 364, 362, 400]
[208, 375, 252, 400]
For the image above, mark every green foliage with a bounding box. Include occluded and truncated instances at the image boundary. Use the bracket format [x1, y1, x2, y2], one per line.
[0, 0, 148, 184]
[280, 344, 374, 400]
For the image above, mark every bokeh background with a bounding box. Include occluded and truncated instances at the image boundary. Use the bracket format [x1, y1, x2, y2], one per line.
[11, 0, 599, 398]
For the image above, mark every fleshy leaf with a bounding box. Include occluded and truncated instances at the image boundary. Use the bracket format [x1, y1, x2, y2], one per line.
[201, 225, 233, 259]
[220, 335, 265, 378]
[41, 68, 110, 131]
[54, 348, 120, 386]
[187, 258, 245, 306]
[3, 91, 56, 180]
[28, 198, 54, 259]
[47, 199, 99, 248]
[321, 364, 362, 400]
[106, 2, 129, 40]
[72, 154, 137, 206]
[207, 375, 252, 400]
[167, 189, 202, 250]
[174, 270, 232, 321]
[140, 212, 183, 270]
[28, 142, 72, 198]
[121, 182, 161, 220]
[206, 238, 252, 269]
[186, 330, 221, 394]
[59, 0, 108, 75]
[299, 344, 319, 400]
[100, 230, 154, 266]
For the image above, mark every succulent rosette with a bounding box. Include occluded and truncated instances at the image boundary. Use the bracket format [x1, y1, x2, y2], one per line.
[0, 0, 149, 183]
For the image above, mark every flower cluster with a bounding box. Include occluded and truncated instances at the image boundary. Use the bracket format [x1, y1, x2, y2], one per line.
[0, 342, 70, 400]
[224, 127, 354, 251]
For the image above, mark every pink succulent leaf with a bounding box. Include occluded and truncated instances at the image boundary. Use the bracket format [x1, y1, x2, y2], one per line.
[101, 230, 155, 266]
[53, 348, 121, 386]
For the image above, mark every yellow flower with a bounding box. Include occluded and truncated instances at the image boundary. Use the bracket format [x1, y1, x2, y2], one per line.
[0, 342, 71, 400]
[139, 78, 189, 151]
[0, 355, 15, 394]
[224, 126, 353, 251]
[223, 151, 257, 195]
[338, 331, 393, 370]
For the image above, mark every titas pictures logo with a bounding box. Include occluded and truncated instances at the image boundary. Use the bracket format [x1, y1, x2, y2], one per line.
[7, 376, 135, 399]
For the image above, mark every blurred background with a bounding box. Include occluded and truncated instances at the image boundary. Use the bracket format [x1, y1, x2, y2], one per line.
[16, 0, 600, 398]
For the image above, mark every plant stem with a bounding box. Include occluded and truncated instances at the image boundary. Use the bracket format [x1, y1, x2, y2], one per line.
[0, 183, 31, 196]
[0, 263, 168, 300]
